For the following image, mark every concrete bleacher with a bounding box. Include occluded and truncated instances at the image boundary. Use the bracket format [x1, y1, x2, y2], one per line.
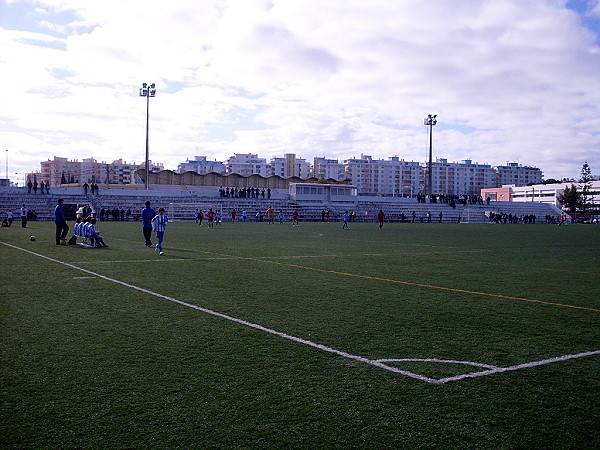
[0, 185, 563, 224]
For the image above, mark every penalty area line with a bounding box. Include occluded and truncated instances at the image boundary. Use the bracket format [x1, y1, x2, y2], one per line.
[2, 241, 599, 385]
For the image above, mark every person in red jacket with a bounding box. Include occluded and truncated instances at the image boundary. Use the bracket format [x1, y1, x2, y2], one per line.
[207, 208, 215, 228]
[377, 210, 385, 229]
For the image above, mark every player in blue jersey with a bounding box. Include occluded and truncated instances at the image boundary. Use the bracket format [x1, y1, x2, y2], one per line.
[54, 199, 69, 244]
[141, 201, 156, 247]
[151, 208, 169, 255]
[342, 211, 349, 229]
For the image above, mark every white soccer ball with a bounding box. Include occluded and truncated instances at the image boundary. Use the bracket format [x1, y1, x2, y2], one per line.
[30, 235, 36, 241]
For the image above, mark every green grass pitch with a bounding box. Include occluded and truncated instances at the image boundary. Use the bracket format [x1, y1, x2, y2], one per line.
[1, 220, 599, 448]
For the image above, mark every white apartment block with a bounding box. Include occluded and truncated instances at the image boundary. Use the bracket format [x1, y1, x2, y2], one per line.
[344, 155, 423, 197]
[226, 153, 270, 177]
[270, 154, 311, 178]
[495, 162, 543, 187]
[178, 156, 225, 175]
[312, 157, 346, 180]
[508, 181, 600, 208]
[428, 159, 496, 196]
[111, 159, 145, 184]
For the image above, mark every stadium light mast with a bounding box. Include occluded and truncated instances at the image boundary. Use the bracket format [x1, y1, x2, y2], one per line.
[424, 114, 437, 198]
[139, 82, 156, 190]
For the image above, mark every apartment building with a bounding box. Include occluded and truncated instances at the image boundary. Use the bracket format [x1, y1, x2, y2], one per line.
[225, 153, 270, 177]
[178, 156, 226, 175]
[495, 162, 543, 187]
[270, 154, 311, 178]
[344, 155, 423, 197]
[39, 156, 83, 186]
[426, 158, 496, 196]
[312, 157, 346, 180]
[34, 156, 162, 186]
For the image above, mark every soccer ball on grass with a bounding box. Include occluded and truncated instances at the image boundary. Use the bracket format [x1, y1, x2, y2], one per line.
[30, 236, 36, 241]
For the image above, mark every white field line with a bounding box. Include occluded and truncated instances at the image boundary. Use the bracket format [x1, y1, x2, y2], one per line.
[68, 249, 488, 265]
[69, 253, 386, 264]
[2, 241, 599, 385]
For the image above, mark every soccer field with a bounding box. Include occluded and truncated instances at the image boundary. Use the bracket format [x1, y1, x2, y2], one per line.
[1, 221, 599, 448]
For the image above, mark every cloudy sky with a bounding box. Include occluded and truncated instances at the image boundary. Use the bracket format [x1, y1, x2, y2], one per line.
[1, 0, 599, 184]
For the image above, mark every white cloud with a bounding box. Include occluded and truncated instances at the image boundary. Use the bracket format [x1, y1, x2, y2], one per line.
[1, 0, 599, 183]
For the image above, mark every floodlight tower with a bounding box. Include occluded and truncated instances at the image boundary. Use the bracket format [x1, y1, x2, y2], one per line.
[139, 83, 157, 190]
[424, 114, 437, 198]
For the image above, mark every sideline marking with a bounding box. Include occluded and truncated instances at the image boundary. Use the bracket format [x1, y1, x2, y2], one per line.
[2, 241, 599, 384]
[194, 250, 600, 313]
[69, 253, 386, 264]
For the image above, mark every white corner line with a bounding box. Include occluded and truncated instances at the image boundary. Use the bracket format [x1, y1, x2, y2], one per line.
[2, 241, 598, 385]
[433, 350, 600, 384]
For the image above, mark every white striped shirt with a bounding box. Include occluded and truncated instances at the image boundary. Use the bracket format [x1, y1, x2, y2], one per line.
[82, 222, 93, 237]
[152, 214, 169, 232]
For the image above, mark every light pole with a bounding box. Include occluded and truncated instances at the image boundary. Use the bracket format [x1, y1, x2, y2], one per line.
[139, 82, 156, 190]
[5, 149, 8, 186]
[424, 114, 437, 198]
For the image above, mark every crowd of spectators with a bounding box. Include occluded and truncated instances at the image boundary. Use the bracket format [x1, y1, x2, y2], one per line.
[26, 180, 50, 194]
[486, 212, 539, 224]
[99, 207, 133, 221]
[416, 192, 486, 206]
[219, 186, 271, 199]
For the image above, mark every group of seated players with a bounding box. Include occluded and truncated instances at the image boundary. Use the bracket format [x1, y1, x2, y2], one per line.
[70, 217, 108, 247]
